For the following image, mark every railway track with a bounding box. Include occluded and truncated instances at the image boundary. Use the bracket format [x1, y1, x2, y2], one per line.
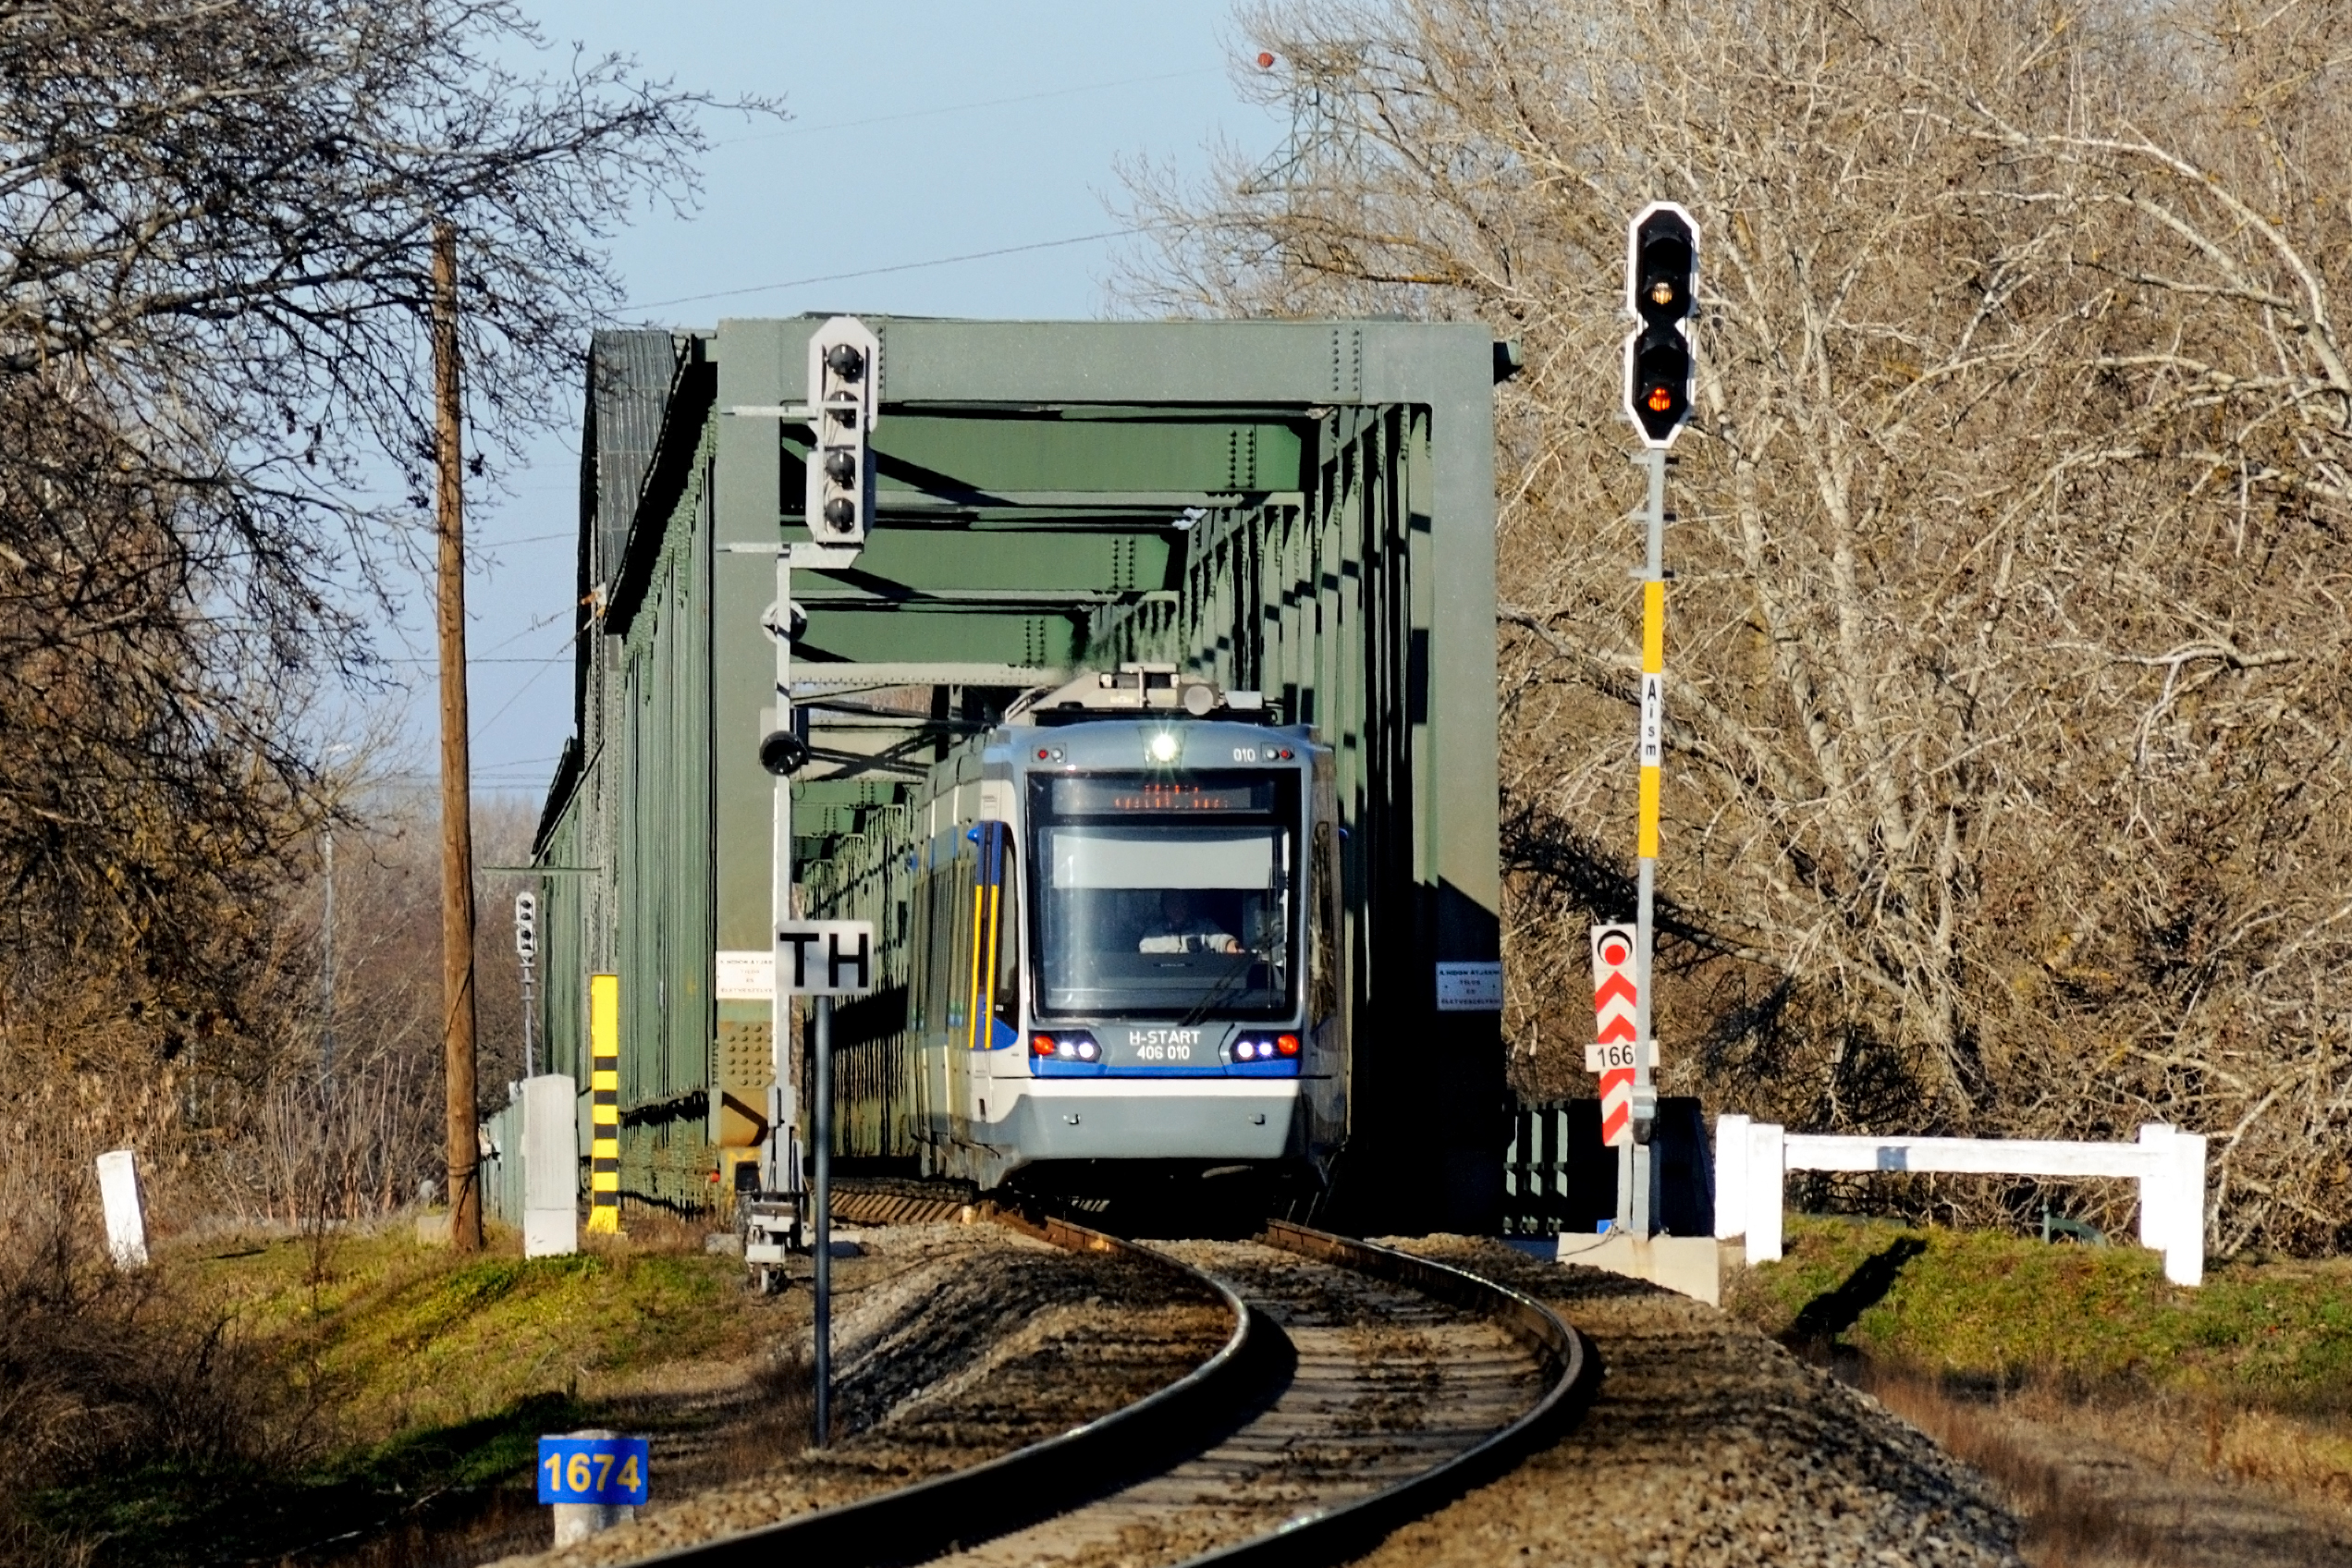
[627, 1217, 1586, 1568]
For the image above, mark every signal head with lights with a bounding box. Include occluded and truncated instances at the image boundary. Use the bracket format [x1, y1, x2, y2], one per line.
[805, 317, 880, 545]
[1623, 203, 1699, 448]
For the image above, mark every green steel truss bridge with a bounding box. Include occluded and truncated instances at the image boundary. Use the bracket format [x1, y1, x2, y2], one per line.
[533, 317, 1509, 1231]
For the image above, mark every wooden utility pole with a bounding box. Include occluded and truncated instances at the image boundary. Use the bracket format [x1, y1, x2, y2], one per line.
[431, 220, 483, 1253]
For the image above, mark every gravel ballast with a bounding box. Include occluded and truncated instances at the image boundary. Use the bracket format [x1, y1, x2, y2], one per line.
[487, 1221, 1230, 1567]
[1362, 1238, 2027, 1568]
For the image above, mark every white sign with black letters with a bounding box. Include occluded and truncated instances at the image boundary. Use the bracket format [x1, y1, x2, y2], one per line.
[1638, 675, 1664, 768]
[776, 921, 876, 997]
[1435, 961, 1503, 1012]
[716, 950, 774, 1000]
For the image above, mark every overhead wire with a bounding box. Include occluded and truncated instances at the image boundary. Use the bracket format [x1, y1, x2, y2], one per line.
[619, 228, 1146, 314]
[713, 66, 1220, 146]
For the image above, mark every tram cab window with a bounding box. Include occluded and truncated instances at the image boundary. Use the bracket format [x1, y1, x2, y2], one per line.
[1029, 772, 1298, 1021]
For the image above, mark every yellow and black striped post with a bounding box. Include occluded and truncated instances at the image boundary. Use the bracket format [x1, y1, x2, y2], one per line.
[588, 973, 620, 1233]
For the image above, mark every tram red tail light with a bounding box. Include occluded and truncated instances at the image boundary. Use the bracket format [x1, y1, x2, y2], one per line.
[1030, 1035, 1055, 1056]
[1276, 1035, 1299, 1057]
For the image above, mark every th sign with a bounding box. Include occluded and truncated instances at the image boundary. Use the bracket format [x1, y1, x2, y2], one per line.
[776, 920, 876, 996]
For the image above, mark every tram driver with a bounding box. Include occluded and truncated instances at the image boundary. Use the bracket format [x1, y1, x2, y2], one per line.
[1137, 888, 1243, 955]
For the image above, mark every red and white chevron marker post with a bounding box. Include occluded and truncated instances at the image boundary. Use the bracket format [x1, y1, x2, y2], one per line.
[1587, 924, 1641, 1146]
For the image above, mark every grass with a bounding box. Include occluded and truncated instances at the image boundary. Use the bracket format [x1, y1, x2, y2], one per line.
[1728, 1215, 2352, 1411]
[186, 1223, 759, 1440]
[25, 1219, 783, 1567]
[1730, 1217, 2352, 1563]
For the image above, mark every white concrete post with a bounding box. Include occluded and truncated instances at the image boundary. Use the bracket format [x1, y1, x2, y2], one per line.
[1712, 1113, 1749, 1240]
[1746, 1122, 1785, 1262]
[550, 1428, 637, 1545]
[523, 1073, 580, 1258]
[95, 1148, 147, 1269]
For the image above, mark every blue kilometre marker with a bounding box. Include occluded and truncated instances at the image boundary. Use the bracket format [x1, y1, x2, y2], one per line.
[538, 1434, 650, 1506]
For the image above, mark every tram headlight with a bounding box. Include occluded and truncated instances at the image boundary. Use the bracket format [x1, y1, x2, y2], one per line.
[1231, 1035, 1304, 1068]
[1033, 1031, 1098, 1065]
[1146, 730, 1180, 765]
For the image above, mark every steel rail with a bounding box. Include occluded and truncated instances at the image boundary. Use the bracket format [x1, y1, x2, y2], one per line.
[625, 1219, 1590, 1568]
[1189, 1221, 1594, 1568]
[627, 1216, 1280, 1568]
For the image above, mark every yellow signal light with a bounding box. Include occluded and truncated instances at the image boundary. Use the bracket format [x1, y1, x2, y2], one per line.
[1646, 386, 1673, 413]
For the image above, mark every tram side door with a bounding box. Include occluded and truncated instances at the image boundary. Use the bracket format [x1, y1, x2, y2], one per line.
[952, 822, 1016, 1138]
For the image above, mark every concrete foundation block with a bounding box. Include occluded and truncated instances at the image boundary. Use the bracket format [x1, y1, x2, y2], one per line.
[1556, 1230, 1726, 1307]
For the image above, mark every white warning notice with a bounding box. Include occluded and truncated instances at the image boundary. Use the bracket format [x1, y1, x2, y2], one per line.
[715, 950, 774, 1000]
[1435, 961, 1503, 1012]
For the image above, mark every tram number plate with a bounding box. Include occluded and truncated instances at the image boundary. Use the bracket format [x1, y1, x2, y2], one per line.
[1586, 1041, 1655, 1072]
[1116, 1026, 1205, 1065]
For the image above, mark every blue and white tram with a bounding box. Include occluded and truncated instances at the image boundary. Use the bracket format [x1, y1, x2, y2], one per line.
[895, 666, 1347, 1199]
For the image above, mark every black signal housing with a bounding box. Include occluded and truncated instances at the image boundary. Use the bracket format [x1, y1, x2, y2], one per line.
[1623, 204, 1699, 447]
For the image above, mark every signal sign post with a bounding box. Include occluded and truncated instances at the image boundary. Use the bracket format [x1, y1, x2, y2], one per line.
[778, 918, 875, 1450]
[1612, 202, 1697, 1240]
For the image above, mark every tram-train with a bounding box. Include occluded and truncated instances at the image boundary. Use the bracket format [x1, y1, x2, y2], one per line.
[815, 662, 1347, 1203]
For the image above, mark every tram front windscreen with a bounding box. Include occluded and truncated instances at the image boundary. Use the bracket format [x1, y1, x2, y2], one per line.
[1028, 772, 1298, 1021]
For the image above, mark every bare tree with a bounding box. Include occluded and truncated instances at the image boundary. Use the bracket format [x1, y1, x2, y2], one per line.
[0, 1, 768, 1221]
[1120, 0, 2352, 1250]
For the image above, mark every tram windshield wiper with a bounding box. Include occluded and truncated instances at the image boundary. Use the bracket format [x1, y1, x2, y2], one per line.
[1178, 942, 1273, 1028]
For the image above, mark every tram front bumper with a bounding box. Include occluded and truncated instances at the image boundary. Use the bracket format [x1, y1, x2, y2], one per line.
[1004, 1078, 1304, 1161]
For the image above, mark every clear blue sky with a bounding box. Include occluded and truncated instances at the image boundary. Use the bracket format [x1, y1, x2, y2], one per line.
[380, 2, 1279, 798]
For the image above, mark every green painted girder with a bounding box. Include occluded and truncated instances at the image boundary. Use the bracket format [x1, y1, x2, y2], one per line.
[792, 606, 1083, 668]
[778, 412, 1307, 502]
[791, 527, 1182, 599]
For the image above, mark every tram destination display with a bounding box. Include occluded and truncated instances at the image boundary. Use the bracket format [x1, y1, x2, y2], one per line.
[1051, 776, 1273, 815]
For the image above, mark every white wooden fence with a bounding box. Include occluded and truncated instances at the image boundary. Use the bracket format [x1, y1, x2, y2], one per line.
[1715, 1116, 2209, 1286]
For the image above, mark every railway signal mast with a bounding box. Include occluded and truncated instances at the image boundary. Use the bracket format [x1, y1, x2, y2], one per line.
[1612, 202, 1697, 1238]
[742, 316, 878, 1184]
[730, 319, 880, 1448]
[722, 318, 880, 1422]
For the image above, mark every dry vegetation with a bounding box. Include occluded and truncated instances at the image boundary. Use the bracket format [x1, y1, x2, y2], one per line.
[1121, 0, 2352, 1252]
[1733, 1217, 2352, 1564]
[0, 794, 546, 1563]
[0, 5, 762, 1553]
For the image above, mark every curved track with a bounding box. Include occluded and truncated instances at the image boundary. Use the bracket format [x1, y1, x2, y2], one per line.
[628, 1219, 1587, 1568]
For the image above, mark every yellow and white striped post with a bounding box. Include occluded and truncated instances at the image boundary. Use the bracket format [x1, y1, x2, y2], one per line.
[588, 972, 620, 1233]
[1624, 447, 1670, 1236]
